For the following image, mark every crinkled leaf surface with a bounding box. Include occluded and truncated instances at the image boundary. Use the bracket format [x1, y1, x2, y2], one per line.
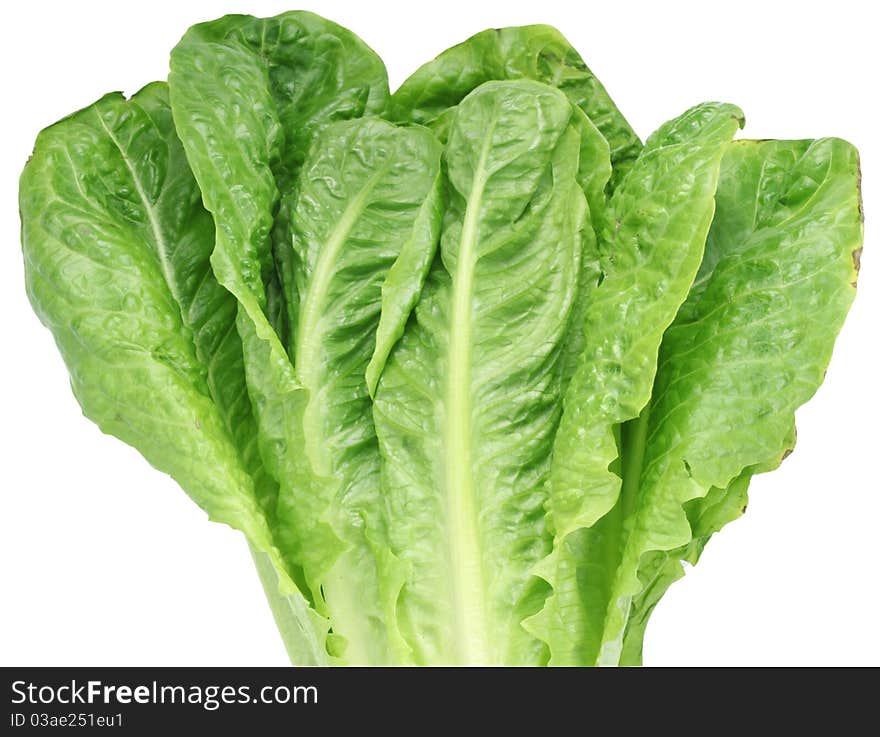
[389, 25, 641, 188]
[169, 10, 388, 332]
[373, 80, 589, 665]
[19, 83, 328, 665]
[612, 138, 862, 665]
[528, 102, 744, 665]
[168, 9, 388, 481]
[168, 12, 398, 661]
[272, 117, 442, 663]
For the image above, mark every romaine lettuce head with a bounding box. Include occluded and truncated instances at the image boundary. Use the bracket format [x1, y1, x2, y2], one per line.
[19, 11, 863, 666]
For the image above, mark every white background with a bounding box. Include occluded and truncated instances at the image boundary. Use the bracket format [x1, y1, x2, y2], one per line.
[1, 0, 877, 666]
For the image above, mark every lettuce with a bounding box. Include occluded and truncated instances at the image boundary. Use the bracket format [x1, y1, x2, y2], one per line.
[19, 11, 863, 665]
[20, 82, 328, 664]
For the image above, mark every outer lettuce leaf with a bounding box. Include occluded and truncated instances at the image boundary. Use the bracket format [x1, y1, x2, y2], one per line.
[528, 102, 744, 665]
[19, 84, 328, 665]
[275, 118, 442, 663]
[613, 138, 862, 664]
[373, 80, 589, 665]
[389, 25, 641, 188]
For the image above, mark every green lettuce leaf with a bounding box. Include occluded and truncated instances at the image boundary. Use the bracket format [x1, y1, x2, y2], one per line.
[168, 13, 406, 662]
[272, 117, 442, 663]
[528, 102, 744, 665]
[167, 8, 388, 474]
[168, 10, 388, 336]
[19, 83, 328, 665]
[373, 80, 590, 665]
[389, 25, 641, 188]
[613, 138, 862, 664]
[561, 110, 613, 386]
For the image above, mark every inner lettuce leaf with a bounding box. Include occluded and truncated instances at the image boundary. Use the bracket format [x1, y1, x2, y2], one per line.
[388, 24, 642, 189]
[167, 12, 414, 662]
[169, 11, 389, 349]
[274, 118, 443, 663]
[19, 83, 328, 665]
[372, 80, 591, 665]
[167, 10, 388, 517]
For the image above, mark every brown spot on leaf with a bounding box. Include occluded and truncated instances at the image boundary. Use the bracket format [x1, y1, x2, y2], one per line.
[782, 447, 793, 461]
[852, 246, 862, 273]
[856, 158, 864, 222]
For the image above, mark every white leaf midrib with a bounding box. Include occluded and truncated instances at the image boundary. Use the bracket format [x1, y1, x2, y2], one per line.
[295, 165, 388, 471]
[94, 109, 185, 314]
[444, 120, 497, 666]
